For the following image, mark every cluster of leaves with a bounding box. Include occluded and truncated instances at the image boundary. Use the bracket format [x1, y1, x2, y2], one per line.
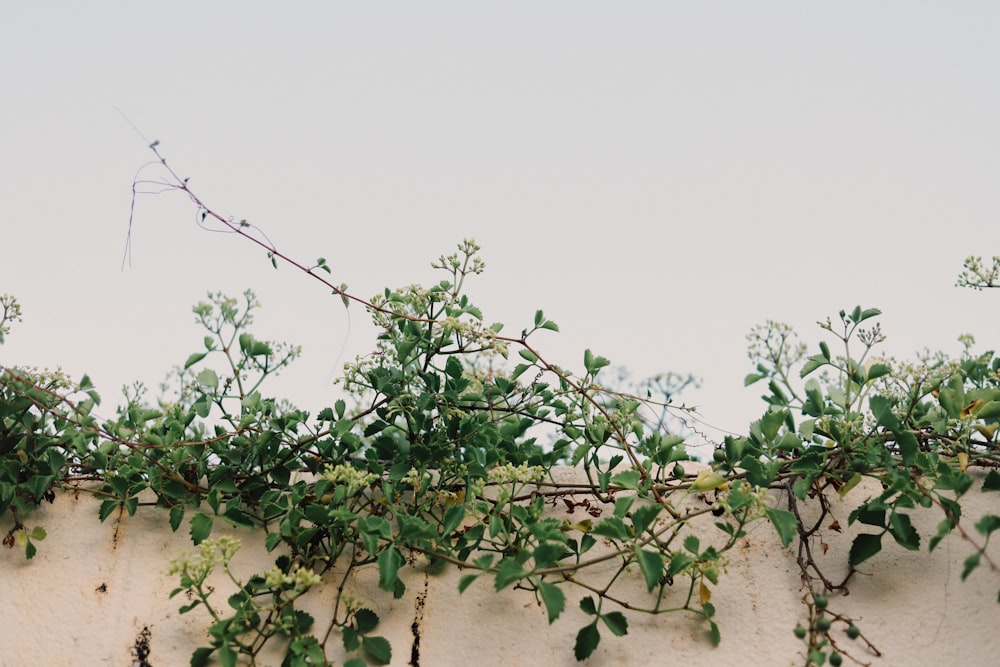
[742, 305, 1000, 665]
[2, 145, 998, 666]
[0, 241, 758, 665]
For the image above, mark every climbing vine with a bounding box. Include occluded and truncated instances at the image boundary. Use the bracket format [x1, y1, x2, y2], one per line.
[1, 145, 998, 667]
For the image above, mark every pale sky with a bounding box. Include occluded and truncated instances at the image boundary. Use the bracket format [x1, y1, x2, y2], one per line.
[2, 2, 998, 453]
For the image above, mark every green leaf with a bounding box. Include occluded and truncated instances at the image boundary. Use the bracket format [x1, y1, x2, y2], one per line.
[929, 520, 951, 552]
[850, 505, 886, 528]
[740, 456, 777, 488]
[532, 543, 565, 570]
[342, 627, 360, 652]
[759, 409, 786, 441]
[601, 611, 628, 637]
[441, 504, 465, 537]
[518, 349, 538, 363]
[494, 558, 528, 590]
[668, 552, 694, 577]
[183, 352, 207, 369]
[962, 553, 980, 581]
[799, 355, 826, 378]
[613, 495, 635, 518]
[98, 499, 119, 522]
[976, 401, 1000, 420]
[803, 380, 825, 417]
[583, 349, 610, 375]
[592, 517, 630, 541]
[538, 580, 565, 623]
[169, 506, 184, 532]
[819, 341, 831, 361]
[124, 496, 139, 517]
[574, 621, 601, 661]
[765, 507, 798, 548]
[238, 333, 253, 355]
[896, 431, 918, 466]
[869, 395, 900, 430]
[744, 373, 764, 386]
[610, 469, 640, 490]
[192, 396, 210, 418]
[189, 513, 213, 545]
[708, 619, 721, 646]
[939, 377, 965, 418]
[849, 533, 882, 566]
[859, 307, 882, 321]
[195, 369, 218, 390]
[218, 645, 237, 667]
[975, 514, 1000, 537]
[458, 574, 479, 593]
[636, 548, 664, 592]
[378, 547, 403, 593]
[362, 635, 392, 664]
[445, 355, 463, 379]
[511, 363, 532, 380]
[222, 507, 255, 528]
[630, 504, 661, 535]
[579, 596, 598, 616]
[190, 647, 214, 667]
[888, 512, 920, 550]
[866, 363, 892, 382]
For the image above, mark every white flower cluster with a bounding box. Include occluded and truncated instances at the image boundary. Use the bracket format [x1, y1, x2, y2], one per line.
[3, 365, 76, 392]
[746, 320, 807, 370]
[714, 484, 771, 521]
[166, 536, 241, 580]
[263, 564, 322, 590]
[402, 467, 431, 490]
[871, 352, 961, 403]
[322, 464, 378, 493]
[0, 294, 23, 344]
[487, 462, 545, 485]
[490, 462, 545, 505]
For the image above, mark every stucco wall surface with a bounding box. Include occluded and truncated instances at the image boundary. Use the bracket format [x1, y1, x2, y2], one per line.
[2, 467, 999, 667]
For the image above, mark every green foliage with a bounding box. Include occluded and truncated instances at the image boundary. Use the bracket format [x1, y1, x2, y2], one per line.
[746, 301, 1000, 665]
[2, 155, 999, 666]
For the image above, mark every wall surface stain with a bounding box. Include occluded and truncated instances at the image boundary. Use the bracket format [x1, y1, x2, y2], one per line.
[409, 571, 428, 666]
[131, 625, 152, 667]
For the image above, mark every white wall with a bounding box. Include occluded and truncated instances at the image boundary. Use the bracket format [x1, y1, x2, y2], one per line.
[2, 468, 998, 666]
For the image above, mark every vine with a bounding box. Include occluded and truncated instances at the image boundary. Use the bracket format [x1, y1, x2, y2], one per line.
[1, 142, 998, 666]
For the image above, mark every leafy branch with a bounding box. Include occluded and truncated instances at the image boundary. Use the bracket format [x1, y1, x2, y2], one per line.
[1, 141, 998, 666]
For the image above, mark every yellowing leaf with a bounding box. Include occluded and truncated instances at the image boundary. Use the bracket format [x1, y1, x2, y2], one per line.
[691, 470, 727, 492]
[836, 473, 863, 499]
[961, 399, 984, 418]
[562, 519, 593, 533]
[958, 452, 969, 473]
[975, 424, 998, 440]
[699, 580, 712, 605]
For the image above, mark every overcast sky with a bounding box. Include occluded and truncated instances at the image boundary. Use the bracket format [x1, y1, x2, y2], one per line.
[2, 2, 998, 452]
